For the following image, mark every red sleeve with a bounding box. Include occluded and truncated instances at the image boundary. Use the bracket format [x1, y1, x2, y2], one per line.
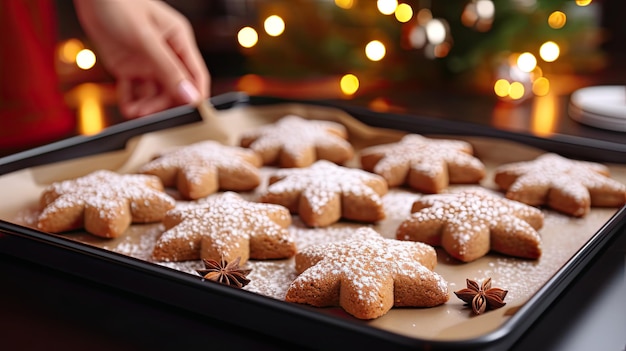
[0, 0, 75, 151]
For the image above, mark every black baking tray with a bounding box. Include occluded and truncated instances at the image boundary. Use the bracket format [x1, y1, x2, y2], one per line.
[0, 92, 624, 350]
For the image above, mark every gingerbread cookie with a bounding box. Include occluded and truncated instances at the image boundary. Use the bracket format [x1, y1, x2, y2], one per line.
[259, 160, 387, 227]
[360, 134, 486, 193]
[285, 227, 449, 320]
[152, 192, 296, 263]
[494, 153, 626, 217]
[396, 189, 543, 262]
[37, 170, 175, 238]
[239, 115, 354, 168]
[138, 140, 262, 200]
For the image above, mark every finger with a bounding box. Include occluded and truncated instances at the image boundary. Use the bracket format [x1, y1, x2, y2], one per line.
[138, 23, 201, 106]
[120, 81, 172, 118]
[151, 1, 210, 98]
[117, 78, 141, 118]
[166, 25, 211, 99]
[134, 92, 173, 117]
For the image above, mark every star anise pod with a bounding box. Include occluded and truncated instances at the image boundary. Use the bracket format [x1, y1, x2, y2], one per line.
[454, 278, 508, 315]
[196, 256, 252, 288]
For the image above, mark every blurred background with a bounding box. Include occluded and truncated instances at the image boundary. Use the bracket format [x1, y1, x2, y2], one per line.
[44, 0, 626, 137]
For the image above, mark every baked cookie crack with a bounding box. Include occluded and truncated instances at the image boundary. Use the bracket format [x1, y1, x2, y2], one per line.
[239, 115, 354, 168]
[396, 189, 544, 262]
[260, 160, 387, 227]
[285, 227, 449, 320]
[37, 170, 175, 238]
[494, 153, 626, 217]
[152, 192, 296, 263]
[138, 140, 262, 200]
[360, 134, 485, 193]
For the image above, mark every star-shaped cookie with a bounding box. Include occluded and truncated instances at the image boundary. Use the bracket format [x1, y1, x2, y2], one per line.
[239, 115, 354, 168]
[285, 227, 449, 320]
[152, 192, 296, 263]
[396, 189, 544, 262]
[259, 160, 388, 227]
[37, 170, 176, 238]
[360, 134, 486, 193]
[494, 153, 626, 217]
[138, 140, 262, 200]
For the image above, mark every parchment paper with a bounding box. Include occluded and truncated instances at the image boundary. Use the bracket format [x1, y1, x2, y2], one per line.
[1, 103, 624, 341]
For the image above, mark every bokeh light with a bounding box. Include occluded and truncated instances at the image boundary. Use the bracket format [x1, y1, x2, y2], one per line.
[334, 0, 354, 9]
[509, 82, 526, 100]
[365, 40, 386, 61]
[539, 41, 560, 62]
[575, 0, 592, 6]
[476, 0, 495, 19]
[76, 49, 96, 70]
[395, 3, 413, 23]
[425, 19, 446, 45]
[517, 52, 537, 72]
[58, 38, 84, 64]
[377, 0, 398, 15]
[548, 11, 567, 29]
[494, 79, 510, 98]
[340, 74, 360, 95]
[264, 15, 285, 37]
[532, 77, 550, 96]
[238, 27, 259, 48]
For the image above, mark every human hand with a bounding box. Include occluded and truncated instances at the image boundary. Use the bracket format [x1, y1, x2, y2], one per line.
[74, 0, 210, 118]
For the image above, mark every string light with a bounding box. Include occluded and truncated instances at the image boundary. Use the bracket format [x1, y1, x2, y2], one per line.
[517, 52, 537, 72]
[575, 0, 592, 6]
[394, 3, 413, 23]
[539, 41, 560, 62]
[340, 74, 359, 95]
[334, 0, 354, 9]
[377, 0, 398, 15]
[76, 49, 96, 70]
[365, 40, 386, 61]
[58, 38, 84, 64]
[238, 27, 258, 48]
[264, 15, 285, 37]
[548, 11, 567, 29]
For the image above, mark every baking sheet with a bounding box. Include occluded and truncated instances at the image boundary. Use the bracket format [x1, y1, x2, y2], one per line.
[0, 103, 624, 345]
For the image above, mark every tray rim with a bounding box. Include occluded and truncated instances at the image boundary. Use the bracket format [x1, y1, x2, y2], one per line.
[0, 92, 624, 350]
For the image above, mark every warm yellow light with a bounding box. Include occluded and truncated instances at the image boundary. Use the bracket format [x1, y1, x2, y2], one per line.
[509, 82, 526, 100]
[539, 41, 560, 62]
[264, 15, 285, 37]
[532, 77, 550, 96]
[334, 0, 354, 9]
[75, 83, 104, 135]
[517, 52, 537, 72]
[58, 38, 84, 64]
[531, 93, 558, 136]
[365, 40, 386, 61]
[76, 49, 96, 70]
[238, 27, 258, 48]
[394, 3, 413, 23]
[494, 79, 510, 98]
[575, 0, 592, 6]
[340, 74, 359, 95]
[377, 0, 398, 15]
[548, 11, 566, 29]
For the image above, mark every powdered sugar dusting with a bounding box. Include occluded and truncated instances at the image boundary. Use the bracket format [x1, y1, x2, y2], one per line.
[261, 160, 386, 226]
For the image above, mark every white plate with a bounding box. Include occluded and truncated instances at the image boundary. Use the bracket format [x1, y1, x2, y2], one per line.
[569, 85, 626, 132]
